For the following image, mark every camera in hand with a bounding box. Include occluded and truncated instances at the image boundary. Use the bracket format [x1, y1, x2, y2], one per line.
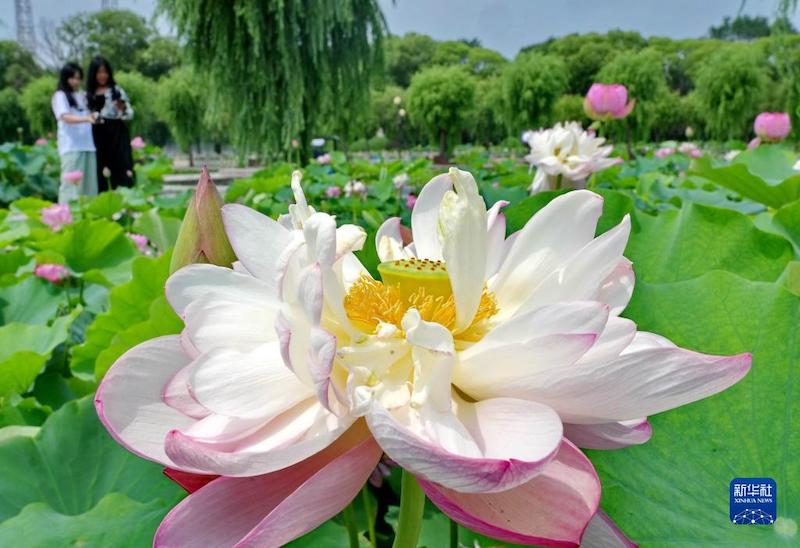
[111, 86, 122, 102]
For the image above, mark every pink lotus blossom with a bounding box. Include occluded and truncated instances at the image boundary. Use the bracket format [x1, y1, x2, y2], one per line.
[40, 203, 73, 231]
[677, 143, 703, 158]
[34, 263, 68, 283]
[324, 185, 342, 198]
[654, 147, 675, 158]
[63, 170, 83, 183]
[34, 137, 48, 146]
[130, 136, 146, 150]
[754, 112, 791, 142]
[128, 233, 150, 254]
[344, 180, 367, 198]
[96, 169, 750, 547]
[392, 173, 410, 190]
[584, 84, 636, 120]
[405, 193, 417, 209]
[316, 153, 331, 165]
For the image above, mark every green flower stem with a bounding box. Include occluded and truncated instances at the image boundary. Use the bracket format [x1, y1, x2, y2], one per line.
[392, 470, 426, 548]
[450, 518, 458, 548]
[342, 502, 360, 548]
[362, 486, 377, 548]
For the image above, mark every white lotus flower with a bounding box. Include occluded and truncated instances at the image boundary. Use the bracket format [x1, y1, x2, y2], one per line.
[525, 121, 620, 194]
[96, 168, 749, 547]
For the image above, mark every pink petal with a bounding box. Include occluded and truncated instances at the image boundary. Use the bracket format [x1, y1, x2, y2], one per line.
[411, 173, 452, 260]
[367, 397, 562, 493]
[162, 360, 211, 420]
[155, 421, 381, 548]
[580, 510, 638, 547]
[564, 419, 652, 450]
[420, 439, 600, 547]
[95, 336, 197, 468]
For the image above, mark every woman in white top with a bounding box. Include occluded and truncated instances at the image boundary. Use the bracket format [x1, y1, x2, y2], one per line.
[51, 62, 98, 204]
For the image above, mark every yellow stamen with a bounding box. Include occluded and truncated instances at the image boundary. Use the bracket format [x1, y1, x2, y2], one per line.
[344, 260, 498, 341]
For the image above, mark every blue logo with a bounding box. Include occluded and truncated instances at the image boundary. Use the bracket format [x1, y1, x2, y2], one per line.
[730, 478, 776, 525]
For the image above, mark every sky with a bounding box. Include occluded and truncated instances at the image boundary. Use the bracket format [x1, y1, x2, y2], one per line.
[1, 0, 799, 58]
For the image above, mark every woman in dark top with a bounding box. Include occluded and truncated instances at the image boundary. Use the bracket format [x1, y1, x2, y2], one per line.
[86, 56, 135, 191]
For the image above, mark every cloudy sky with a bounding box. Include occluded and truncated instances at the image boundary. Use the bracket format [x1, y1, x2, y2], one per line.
[1, 0, 797, 57]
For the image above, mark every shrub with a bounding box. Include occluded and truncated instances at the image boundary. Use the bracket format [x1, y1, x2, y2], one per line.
[20, 76, 57, 139]
[115, 71, 170, 145]
[502, 53, 568, 133]
[551, 94, 588, 126]
[0, 88, 28, 142]
[407, 65, 476, 158]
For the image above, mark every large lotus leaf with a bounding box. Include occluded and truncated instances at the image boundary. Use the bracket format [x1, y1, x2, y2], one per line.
[691, 147, 800, 208]
[51, 219, 137, 273]
[0, 312, 76, 397]
[132, 208, 182, 252]
[0, 276, 63, 325]
[627, 202, 793, 283]
[0, 396, 183, 543]
[0, 493, 172, 548]
[70, 252, 180, 380]
[589, 272, 799, 546]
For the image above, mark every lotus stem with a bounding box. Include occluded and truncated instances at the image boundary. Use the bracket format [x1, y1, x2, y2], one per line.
[392, 470, 425, 548]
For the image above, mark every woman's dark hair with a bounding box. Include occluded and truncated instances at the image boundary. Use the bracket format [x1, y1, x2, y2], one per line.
[87, 56, 117, 96]
[56, 62, 83, 108]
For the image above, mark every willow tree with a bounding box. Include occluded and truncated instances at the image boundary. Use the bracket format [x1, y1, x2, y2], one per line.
[159, 0, 386, 160]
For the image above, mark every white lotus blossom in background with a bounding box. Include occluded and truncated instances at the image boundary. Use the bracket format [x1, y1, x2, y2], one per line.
[524, 122, 620, 194]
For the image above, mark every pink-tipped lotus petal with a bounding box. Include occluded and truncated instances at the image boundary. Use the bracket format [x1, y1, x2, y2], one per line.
[580, 510, 638, 547]
[154, 421, 381, 548]
[507, 346, 752, 424]
[367, 397, 562, 493]
[163, 468, 218, 494]
[419, 439, 600, 548]
[564, 419, 652, 450]
[95, 336, 198, 468]
[164, 398, 354, 476]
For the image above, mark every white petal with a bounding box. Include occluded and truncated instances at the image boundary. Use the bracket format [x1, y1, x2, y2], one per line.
[221, 204, 291, 294]
[438, 168, 487, 331]
[166, 263, 274, 317]
[190, 343, 311, 420]
[411, 173, 451, 260]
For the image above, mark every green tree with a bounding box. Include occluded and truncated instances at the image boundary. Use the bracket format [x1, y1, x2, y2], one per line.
[20, 76, 57, 138]
[431, 40, 472, 66]
[155, 68, 206, 165]
[501, 53, 568, 133]
[552, 94, 588, 125]
[472, 76, 506, 146]
[694, 46, 769, 140]
[135, 37, 182, 80]
[160, 0, 386, 161]
[0, 89, 29, 142]
[0, 41, 42, 91]
[709, 15, 772, 40]
[466, 47, 507, 78]
[115, 71, 169, 145]
[384, 33, 437, 87]
[367, 85, 408, 147]
[50, 10, 151, 68]
[597, 48, 670, 141]
[407, 65, 476, 159]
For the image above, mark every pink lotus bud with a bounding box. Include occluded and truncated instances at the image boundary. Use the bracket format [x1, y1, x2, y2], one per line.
[316, 153, 331, 165]
[584, 83, 636, 120]
[34, 263, 68, 283]
[325, 186, 342, 198]
[34, 138, 48, 146]
[754, 112, 791, 142]
[63, 171, 83, 183]
[128, 232, 150, 254]
[392, 173, 410, 190]
[344, 180, 367, 198]
[40, 203, 73, 231]
[130, 136, 146, 150]
[747, 137, 761, 150]
[654, 147, 675, 158]
[405, 193, 417, 209]
[169, 166, 237, 274]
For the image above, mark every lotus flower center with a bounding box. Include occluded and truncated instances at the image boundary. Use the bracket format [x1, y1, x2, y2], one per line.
[343, 258, 498, 341]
